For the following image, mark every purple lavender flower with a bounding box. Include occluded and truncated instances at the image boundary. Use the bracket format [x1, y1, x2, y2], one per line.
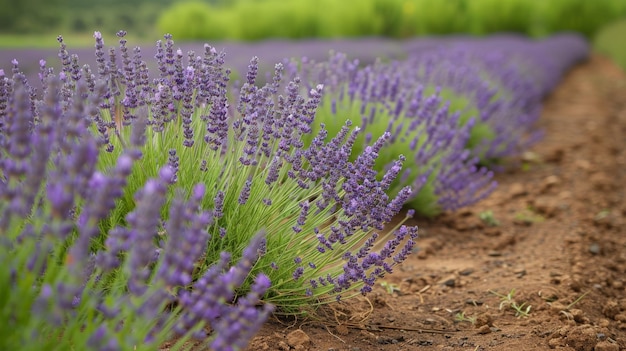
[237, 178, 252, 205]
[125, 168, 171, 296]
[156, 183, 212, 288]
[209, 274, 274, 351]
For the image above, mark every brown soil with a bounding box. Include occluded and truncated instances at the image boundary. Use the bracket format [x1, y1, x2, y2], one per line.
[245, 55, 626, 351]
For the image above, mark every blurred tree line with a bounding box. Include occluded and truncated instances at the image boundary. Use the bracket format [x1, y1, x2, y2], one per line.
[0, 0, 65, 33]
[1, 0, 625, 41]
[157, 0, 626, 41]
[0, 0, 222, 36]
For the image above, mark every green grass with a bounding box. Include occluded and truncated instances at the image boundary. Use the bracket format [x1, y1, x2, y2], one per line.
[593, 18, 626, 71]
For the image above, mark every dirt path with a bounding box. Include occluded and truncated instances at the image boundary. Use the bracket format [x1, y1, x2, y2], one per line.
[246, 55, 626, 351]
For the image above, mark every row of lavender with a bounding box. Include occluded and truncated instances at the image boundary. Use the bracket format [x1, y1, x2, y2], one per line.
[0, 32, 587, 350]
[288, 33, 589, 216]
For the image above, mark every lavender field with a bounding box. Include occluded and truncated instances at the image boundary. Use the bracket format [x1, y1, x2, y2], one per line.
[0, 32, 602, 351]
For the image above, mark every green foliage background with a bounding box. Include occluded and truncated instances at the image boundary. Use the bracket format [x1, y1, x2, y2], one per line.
[594, 19, 626, 70]
[2, 0, 626, 43]
[157, 0, 626, 40]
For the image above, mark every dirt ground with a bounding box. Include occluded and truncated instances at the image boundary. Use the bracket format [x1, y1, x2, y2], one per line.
[245, 55, 626, 351]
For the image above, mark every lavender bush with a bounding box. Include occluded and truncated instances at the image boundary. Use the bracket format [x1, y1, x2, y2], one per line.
[88, 31, 418, 311]
[288, 53, 497, 217]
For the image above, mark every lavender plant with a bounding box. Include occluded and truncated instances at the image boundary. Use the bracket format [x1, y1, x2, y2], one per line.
[0, 69, 272, 350]
[288, 53, 497, 217]
[395, 50, 533, 162]
[54, 31, 418, 316]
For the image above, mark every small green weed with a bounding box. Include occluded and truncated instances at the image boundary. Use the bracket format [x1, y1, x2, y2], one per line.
[380, 281, 401, 295]
[565, 291, 590, 310]
[490, 289, 531, 318]
[454, 311, 477, 324]
[594, 209, 611, 221]
[513, 208, 545, 225]
[478, 210, 500, 226]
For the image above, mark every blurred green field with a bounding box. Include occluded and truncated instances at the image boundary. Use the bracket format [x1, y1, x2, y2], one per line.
[593, 19, 626, 70]
[158, 0, 626, 40]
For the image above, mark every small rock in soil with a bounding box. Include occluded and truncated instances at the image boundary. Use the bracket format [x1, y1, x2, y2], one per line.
[483, 227, 501, 236]
[569, 308, 590, 324]
[589, 242, 601, 255]
[376, 336, 404, 344]
[335, 324, 349, 336]
[278, 341, 290, 351]
[409, 340, 434, 346]
[532, 195, 562, 217]
[590, 172, 613, 190]
[509, 183, 527, 197]
[492, 234, 516, 250]
[438, 274, 456, 287]
[476, 325, 491, 334]
[459, 268, 474, 276]
[545, 148, 565, 163]
[613, 313, 626, 323]
[286, 330, 311, 348]
[541, 175, 561, 193]
[594, 341, 620, 351]
[521, 151, 542, 163]
[474, 313, 493, 327]
[558, 190, 572, 200]
[575, 159, 592, 170]
[598, 319, 611, 328]
[550, 301, 568, 314]
[562, 325, 599, 351]
[514, 268, 527, 278]
[451, 217, 484, 231]
[593, 210, 622, 228]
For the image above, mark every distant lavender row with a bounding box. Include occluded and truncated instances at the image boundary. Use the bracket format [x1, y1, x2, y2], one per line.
[404, 33, 589, 160]
[285, 33, 588, 215]
[0, 37, 435, 88]
[0, 34, 578, 91]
